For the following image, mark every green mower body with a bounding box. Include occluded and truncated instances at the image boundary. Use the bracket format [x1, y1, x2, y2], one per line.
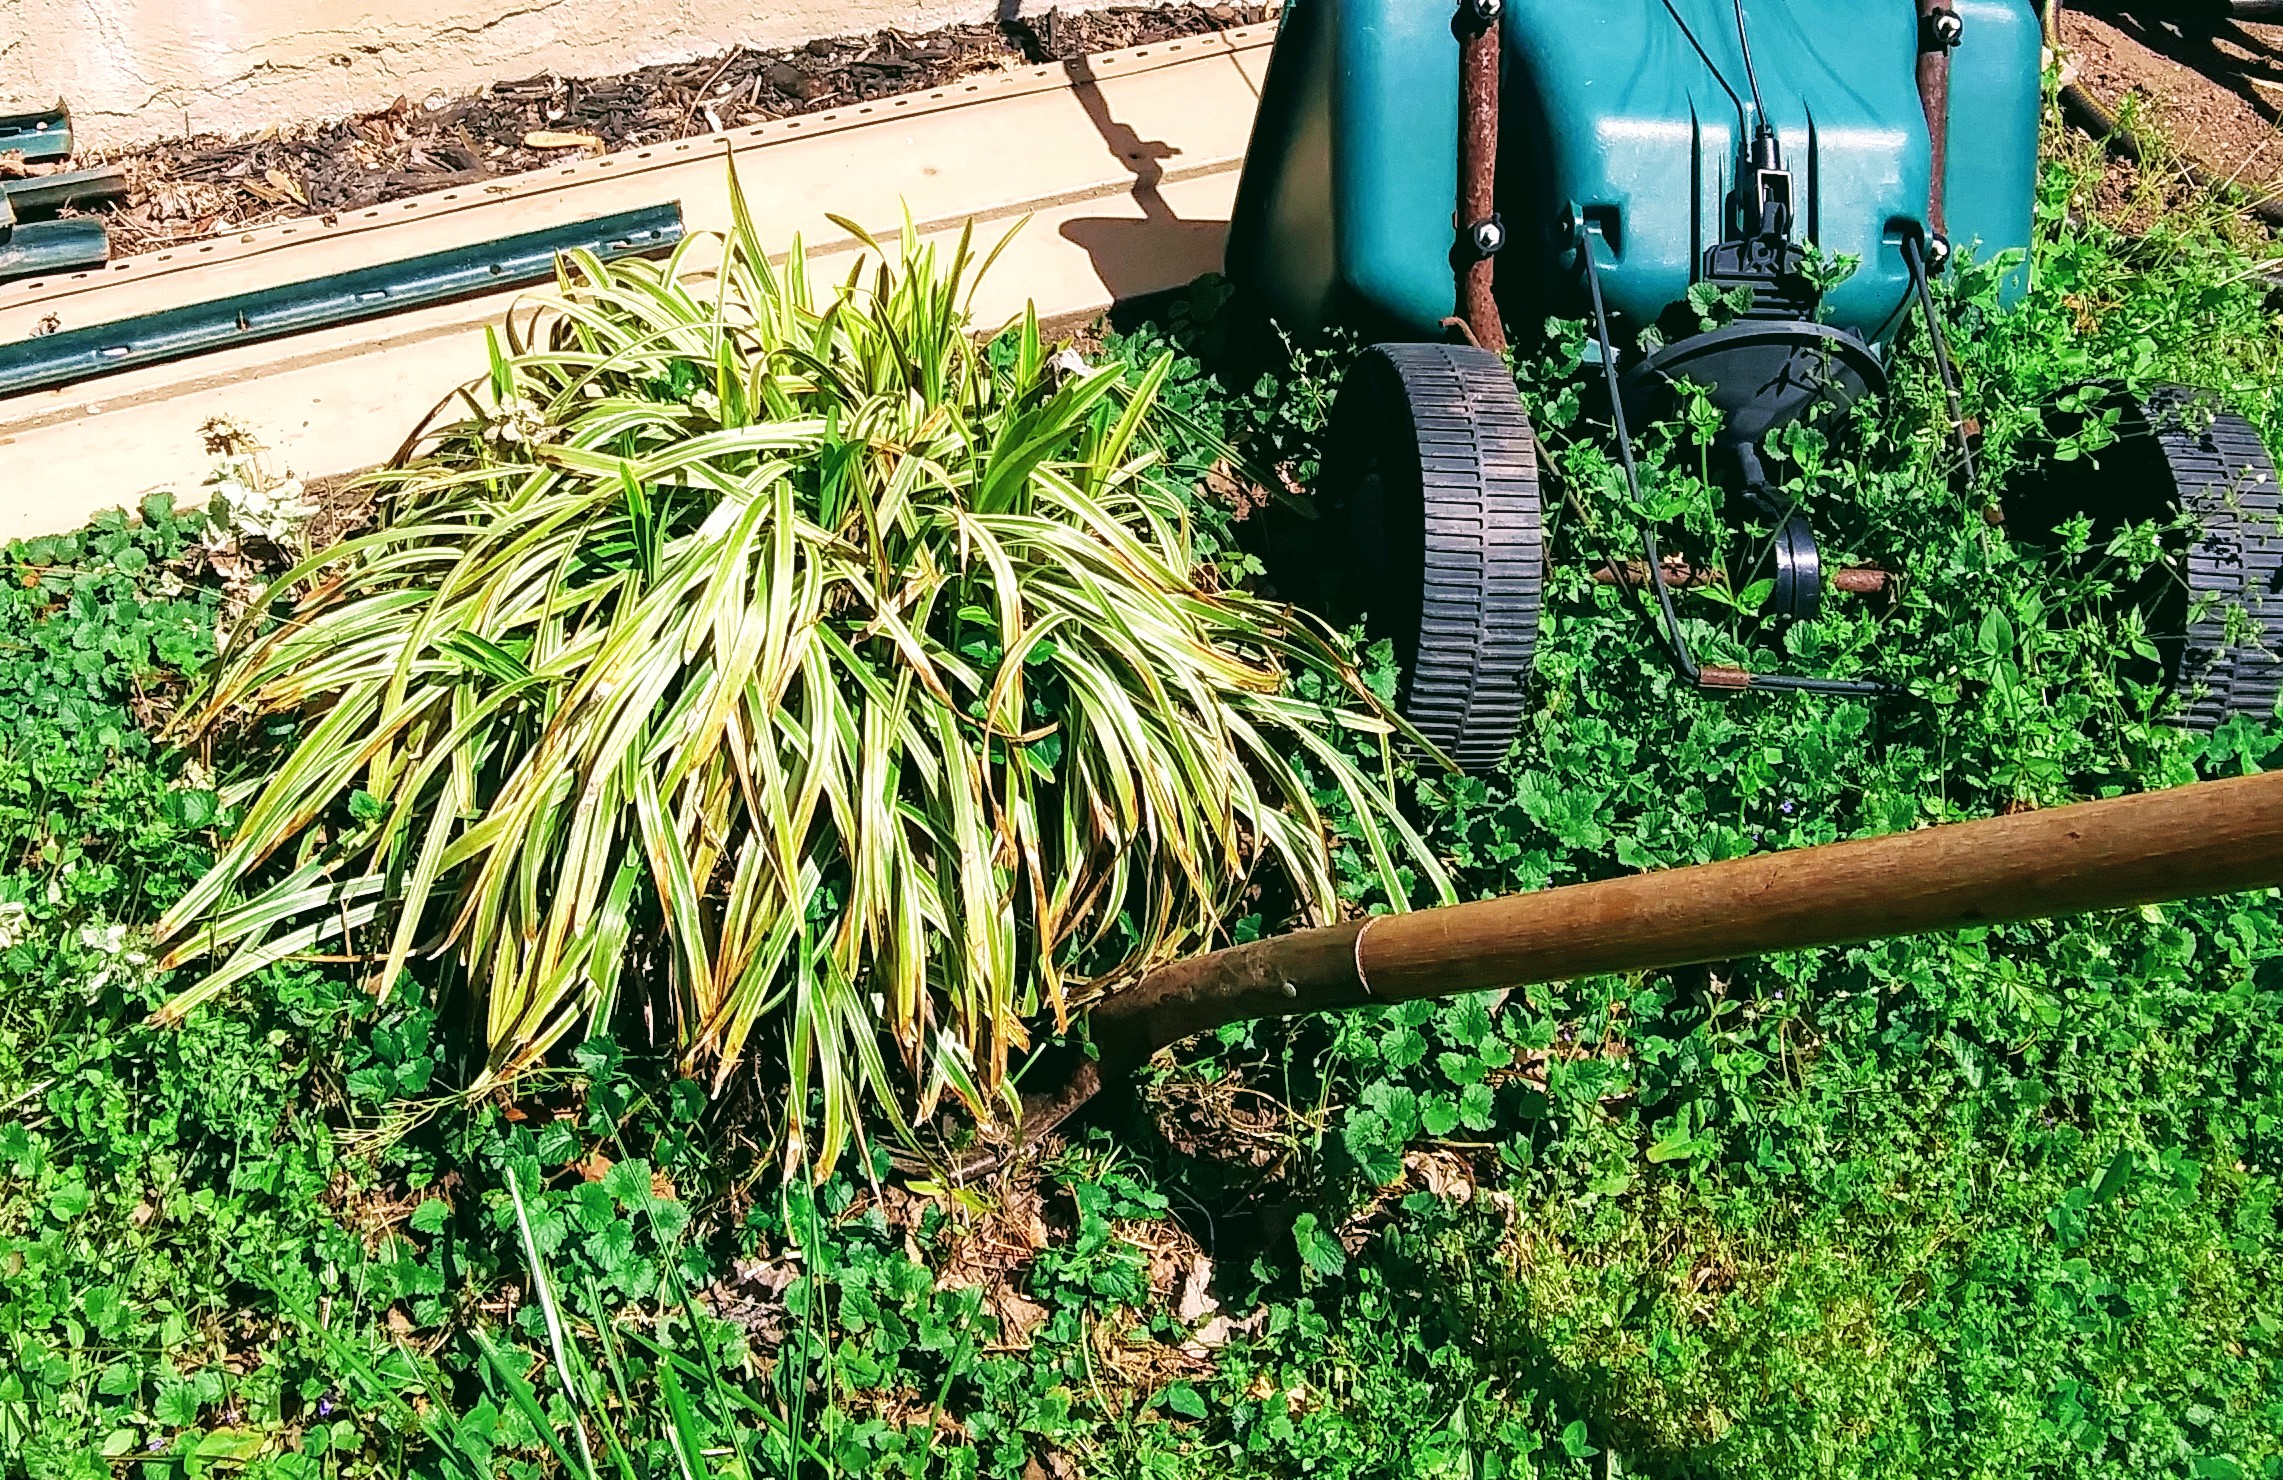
[1227, 0, 2042, 344]
[1228, 0, 2279, 768]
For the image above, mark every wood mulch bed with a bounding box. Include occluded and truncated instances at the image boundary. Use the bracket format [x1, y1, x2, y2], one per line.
[68, 4, 1272, 258]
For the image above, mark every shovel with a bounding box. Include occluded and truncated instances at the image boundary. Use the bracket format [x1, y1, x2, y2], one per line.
[969, 767, 2283, 1169]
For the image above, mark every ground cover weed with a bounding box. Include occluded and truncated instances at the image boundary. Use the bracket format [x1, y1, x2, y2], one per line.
[0, 500, 374, 1475]
[5, 120, 2283, 1480]
[1095, 129, 2283, 1477]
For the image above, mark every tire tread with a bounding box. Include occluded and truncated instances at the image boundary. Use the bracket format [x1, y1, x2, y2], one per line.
[1365, 343, 1545, 773]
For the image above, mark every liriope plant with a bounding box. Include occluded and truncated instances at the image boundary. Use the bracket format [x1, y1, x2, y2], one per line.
[153, 200, 1449, 1175]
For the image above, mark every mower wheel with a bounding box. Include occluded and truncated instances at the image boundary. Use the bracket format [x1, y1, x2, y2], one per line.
[2007, 383, 2281, 730]
[2147, 387, 2283, 731]
[1322, 343, 1543, 772]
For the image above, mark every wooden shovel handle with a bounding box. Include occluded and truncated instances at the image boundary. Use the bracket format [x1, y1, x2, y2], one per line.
[931, 770, 2283, 1179]
[1099, 768, 2283, 1057]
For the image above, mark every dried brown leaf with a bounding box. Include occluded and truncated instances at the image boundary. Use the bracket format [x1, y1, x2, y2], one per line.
[263, 167, 307, 206]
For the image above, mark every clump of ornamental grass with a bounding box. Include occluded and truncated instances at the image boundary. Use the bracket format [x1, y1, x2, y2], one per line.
[152, 209, 1447, 1175]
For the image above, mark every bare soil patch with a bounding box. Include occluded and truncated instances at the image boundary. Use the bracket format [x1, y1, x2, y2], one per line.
[2063, 3, 2283, 193]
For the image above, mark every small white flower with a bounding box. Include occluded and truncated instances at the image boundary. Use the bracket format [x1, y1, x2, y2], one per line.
[206, 460, 316, 543]
[77, 919, 153, 993]
[484, 395, 546, 447]
[80, 921, 129, 955]
[0, 900, 30, 951]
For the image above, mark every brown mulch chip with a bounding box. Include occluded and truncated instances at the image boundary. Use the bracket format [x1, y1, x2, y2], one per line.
[76, 5, 1272, 258]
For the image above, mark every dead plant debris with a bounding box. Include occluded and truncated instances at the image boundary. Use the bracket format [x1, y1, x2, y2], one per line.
[79, 6, 1273, 258]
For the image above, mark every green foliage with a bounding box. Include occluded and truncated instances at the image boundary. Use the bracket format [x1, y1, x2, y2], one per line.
[153, 214, 1442, 1180]
[0, 505, 365, 1477]
[8, 123, 2283, 1480]
[0, 496, 222, 929]
[1100, 135, 2283, 1477]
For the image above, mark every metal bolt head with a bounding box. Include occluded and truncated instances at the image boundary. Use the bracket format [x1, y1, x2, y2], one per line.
[1466, 0, 1503, 22]
[1469, 217, 1507, 257]
[1933, 9, 1962, 44]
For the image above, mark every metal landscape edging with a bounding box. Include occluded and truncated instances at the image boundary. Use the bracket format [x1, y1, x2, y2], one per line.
[0, 24, 1274, 540]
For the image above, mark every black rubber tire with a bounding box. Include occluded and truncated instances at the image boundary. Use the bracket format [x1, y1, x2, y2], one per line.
[2145, 386, 2283, 731]
[2005, 382, 2282, 730]
[1322, 343, 1543, 773]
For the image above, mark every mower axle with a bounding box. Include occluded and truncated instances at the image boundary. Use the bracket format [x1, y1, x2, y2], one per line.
[1590, 559, 1891, 596]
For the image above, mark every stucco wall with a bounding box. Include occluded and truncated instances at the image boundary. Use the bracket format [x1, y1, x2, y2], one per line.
[3, 0, 1168, 151]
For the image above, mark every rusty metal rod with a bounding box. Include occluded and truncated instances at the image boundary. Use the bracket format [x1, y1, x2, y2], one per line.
[1592, 560, 1891, 595]
[1915, 0, 1960, 244]
[1456, 1, 1505, 355]
[1090, 768, 2283, 1068]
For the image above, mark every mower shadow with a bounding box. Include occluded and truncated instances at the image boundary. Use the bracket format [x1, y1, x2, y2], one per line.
[1055, 51, 1238, 304]
[1059, 215, 1233, 303]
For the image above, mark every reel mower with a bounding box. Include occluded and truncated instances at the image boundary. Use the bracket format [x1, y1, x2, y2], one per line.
[1226, 0, 2282, 769]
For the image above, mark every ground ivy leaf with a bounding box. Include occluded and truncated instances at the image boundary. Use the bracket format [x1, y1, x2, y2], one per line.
[153, 1380, 201, 1428]
[1292, 1212, 1346, 1277]
[601, 1157, 653, 1210]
